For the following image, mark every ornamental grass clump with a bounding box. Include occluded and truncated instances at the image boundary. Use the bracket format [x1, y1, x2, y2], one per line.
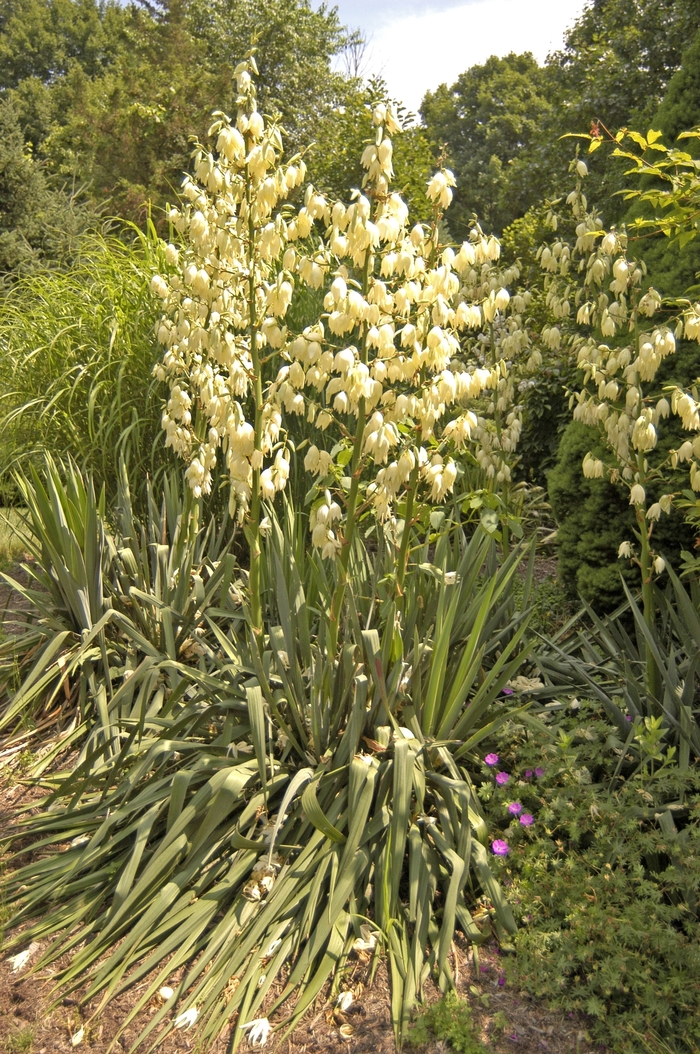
[0, 228, 169, 505]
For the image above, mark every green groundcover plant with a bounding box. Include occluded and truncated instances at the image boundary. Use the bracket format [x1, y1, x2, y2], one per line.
[480, 700, 700, 1054]
[407, 990, 488, 1052]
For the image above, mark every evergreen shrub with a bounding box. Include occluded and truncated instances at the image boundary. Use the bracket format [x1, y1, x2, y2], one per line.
[548, 340, 700, 611]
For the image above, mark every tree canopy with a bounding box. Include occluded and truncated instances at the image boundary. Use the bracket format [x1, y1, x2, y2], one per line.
[0, 0, 355, 223]
[421, 53, 552, 236]
[420, 0, 700, 235]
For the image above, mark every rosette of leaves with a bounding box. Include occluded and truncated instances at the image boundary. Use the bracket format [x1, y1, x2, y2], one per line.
[0, 456, 238, 766]
[2, 500, 535, 1048]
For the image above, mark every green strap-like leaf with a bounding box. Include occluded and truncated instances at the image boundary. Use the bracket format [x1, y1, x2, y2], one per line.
[301, 775, 346, 843]
[246, 684, 268, 797]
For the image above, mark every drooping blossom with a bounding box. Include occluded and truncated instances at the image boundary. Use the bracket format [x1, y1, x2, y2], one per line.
[240, 1018, 272, 1047]
[174, 1007, 199, 1030]
[336, 991, 354, 1011]
[7, 945, 37, 973]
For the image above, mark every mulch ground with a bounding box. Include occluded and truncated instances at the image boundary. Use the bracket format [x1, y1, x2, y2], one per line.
[1, 560, 595, 1054]
[0, 935, 591, 1054]
[0, 559, 35, 637]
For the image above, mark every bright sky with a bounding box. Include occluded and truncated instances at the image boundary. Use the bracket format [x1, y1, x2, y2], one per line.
[329, 0, 589, 114]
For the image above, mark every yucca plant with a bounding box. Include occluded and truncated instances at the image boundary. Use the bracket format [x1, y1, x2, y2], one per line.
[2, 490, 535, 1049]
[536, 565, 700, 765]
[0, 456, 240, 769]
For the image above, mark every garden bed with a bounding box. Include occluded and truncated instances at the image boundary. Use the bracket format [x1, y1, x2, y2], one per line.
[0, 735, 592, 1054]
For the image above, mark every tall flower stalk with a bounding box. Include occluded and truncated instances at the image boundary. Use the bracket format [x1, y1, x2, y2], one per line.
[290, 106, 522, 628]
[152, 66, 531, 650]
[151, 56, 307, 642]
[535, 150, 700, 698]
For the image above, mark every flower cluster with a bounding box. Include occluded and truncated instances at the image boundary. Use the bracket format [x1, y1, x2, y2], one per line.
[536, 156, 700, 577]
[486, 752, 540, 855]
[152, 64, 534, 562]
[284, 104, 517, 555]
[451, 225, 539, 488]
[151, 57, 308, 512]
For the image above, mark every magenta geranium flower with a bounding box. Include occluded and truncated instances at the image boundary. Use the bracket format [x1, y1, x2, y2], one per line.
[484, 753, 499, 766]
[491, 839, 510, 856]
[519, 813, 534, 826]
[524, 769, 533, 778]
[507, 801, 523, 815]
[495, 771, 510, 785]
[535, 767, 545, 777]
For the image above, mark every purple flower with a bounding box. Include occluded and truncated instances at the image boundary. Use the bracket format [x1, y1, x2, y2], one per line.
[495, 771, 510, 785]
[519, 813, 534, 827]
[524, 769, 532, 778]
[625, 715, 633, 722]
[501, 687, 514, 696]
[507, 801, 523, 815]
[491, 839, 510, 856]
[484, 753, 499, 766]
[535, 767, 545, 778]
[498, 974, 506, 987]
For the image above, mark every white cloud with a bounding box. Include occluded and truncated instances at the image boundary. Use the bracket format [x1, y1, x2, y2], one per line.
[364, 0, 587, 114]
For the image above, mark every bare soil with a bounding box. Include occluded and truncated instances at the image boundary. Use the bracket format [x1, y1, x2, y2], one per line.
[0, 935, 593, 1054]
[0, 560, 36, 637]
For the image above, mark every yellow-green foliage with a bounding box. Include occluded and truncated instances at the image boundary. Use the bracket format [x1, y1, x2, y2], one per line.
[0, 228, 171, 503]
[0, 507, 30, 569]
